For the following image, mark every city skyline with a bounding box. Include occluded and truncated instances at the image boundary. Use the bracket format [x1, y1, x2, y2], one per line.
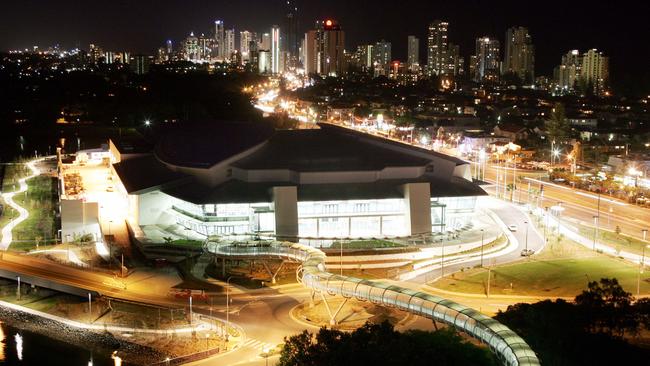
[2, 1, 649, 94]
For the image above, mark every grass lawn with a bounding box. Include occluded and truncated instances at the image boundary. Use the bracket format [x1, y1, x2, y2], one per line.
[168, 239, 204, 247]
[330, 239, 404, 249]
[577, 223, 649, 256]
[10, 175, 58, 251]
[435, 256, 650, 297]
[434, 231, 650, 298]
[0, 163, 30, 193]
[0, 196, 17, 231]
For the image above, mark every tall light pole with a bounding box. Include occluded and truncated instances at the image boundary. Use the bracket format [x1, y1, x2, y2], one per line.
[481, 229, 485, 268]
[189, 295, 193, 326]
[544, 207, 549, 242]
[638, 244, 649, 296]
[513, 158, 518, 203]
[551, 140, 555, 166]
[340, 239, 343, 277]
[592, 215, 599, 251]
[524, 221, 529, 252]
[595, 191, 601, 250]
[440, 238, 445, 278]
[226, 276, 234, 342]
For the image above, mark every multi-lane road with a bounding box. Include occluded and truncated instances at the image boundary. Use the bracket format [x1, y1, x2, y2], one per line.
[482, 164, 650, 242]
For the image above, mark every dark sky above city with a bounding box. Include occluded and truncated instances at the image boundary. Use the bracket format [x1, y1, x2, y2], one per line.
[2, 0, 649, 94]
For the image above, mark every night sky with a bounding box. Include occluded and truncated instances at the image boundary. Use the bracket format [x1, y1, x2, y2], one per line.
[2, 0, 649, 94]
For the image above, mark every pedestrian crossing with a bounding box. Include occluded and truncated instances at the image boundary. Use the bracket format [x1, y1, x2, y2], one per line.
[241, 338, 275, 352]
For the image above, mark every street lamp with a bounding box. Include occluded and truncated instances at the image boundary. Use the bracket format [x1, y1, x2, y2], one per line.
[524, 221, 529, 252]
[638, 244, 650, 296]
[544, 207, 549, 242]
[263, 348, 271, 366]
[225, 276, 235, 342]
[481, 229, 485, 268]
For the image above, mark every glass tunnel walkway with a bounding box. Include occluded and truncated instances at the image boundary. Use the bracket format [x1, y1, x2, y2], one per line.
[206, 241, 540, 366]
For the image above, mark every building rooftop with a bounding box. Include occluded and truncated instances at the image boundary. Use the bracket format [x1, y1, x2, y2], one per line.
[232, 128, 431, 172]
[154, 122, 274, 169]
[112, 154, 189, 194]
[110, 136, 153, 156]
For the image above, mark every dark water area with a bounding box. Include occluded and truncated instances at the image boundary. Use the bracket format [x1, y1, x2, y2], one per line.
[0, 125, 137, 163]
[0, 321, 116, 366]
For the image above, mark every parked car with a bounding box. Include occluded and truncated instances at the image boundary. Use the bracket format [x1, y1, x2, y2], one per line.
[520, 249, 534, 257]
[508, 225, 518, 232]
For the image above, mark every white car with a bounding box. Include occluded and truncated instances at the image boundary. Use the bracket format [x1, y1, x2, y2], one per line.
[520, 249, 534, 257]
[508, 225, 518, 232]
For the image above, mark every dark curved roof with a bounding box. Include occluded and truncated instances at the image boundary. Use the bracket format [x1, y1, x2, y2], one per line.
[232, 128, 431, 171]
[154, 122, 274, 168]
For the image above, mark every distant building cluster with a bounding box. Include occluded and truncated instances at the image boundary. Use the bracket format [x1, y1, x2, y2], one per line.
[553, 49, 609, 96]
[8, 4, 611, 96]
[139, 12, 608, 96]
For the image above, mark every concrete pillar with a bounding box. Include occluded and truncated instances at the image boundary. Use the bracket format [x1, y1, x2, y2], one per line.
[273, 186, 299, 241]
[402, 183, 432, 236]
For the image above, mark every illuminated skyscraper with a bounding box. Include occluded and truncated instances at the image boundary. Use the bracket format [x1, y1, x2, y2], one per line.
[166, 40, 173, 56]
[258, 50, 272, 73]
[283, 0, 299, 67]
[372, 40, 391, 76]
[198, 33, 211, 61]
[260, 32, 271, 51]
[304, 19, 346, 76]
[225, 29, 236, 60]
[240, 31, 253, 62]
[214, 20, 225, 59]
[271, 25, 281, 73]
[427, 20, 448, 76]
[130, 54, 150, 75]
[89, 44, 104, 63]
[184, 32, 199, 61]
[446, 43, 464, 76]
[472, 36, 500, 82]
[354, 44, 374, 72]
[554, 49, 581, 91]
[407, 36, 419, 72]
[580, 49, 608, 95]
[504, 26, 534, 83]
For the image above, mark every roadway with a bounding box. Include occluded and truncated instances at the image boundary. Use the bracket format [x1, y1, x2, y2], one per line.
[482, 164, 650, 241]
[410, 198, 546, 284]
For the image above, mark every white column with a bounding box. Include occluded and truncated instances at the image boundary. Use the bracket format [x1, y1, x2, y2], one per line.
[273, 186, 299, 241]
[402, 183, 432, 236]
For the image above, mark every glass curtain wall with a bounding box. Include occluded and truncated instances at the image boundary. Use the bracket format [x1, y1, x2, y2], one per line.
[297, 199, 406, 238]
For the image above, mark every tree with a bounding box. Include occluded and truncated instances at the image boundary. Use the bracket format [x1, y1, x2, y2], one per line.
[634, 297, 650, 330]
[575, 278, 637, 336]
[546, 102, 571, 142]
[496, 278, 649, 365]
[278, 321, 497, 366]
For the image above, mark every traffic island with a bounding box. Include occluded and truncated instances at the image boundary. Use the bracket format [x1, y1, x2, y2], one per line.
[290, 297, 412, 331]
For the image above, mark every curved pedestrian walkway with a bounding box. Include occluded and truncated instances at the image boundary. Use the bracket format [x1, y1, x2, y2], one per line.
[1, 158, 42, 249]
[207, 241, 540, 366]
